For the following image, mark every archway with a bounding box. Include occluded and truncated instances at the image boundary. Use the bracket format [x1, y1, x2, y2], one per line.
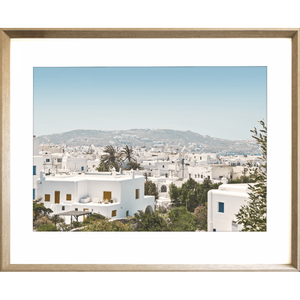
[145, 205, 153, 214]
[161, 185, 167, 193]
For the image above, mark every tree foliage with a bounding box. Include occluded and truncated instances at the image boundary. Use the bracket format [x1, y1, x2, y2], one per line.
[36, 223, 59, 231]
[124, 161, 143, 170]
[169, 178, 221, 212]
[134, 210, 169, 231]
[33, 201, 53, 222]
[120, 145, 136, 163]
[228, 175, 255, 184]
[194, 204, 207, 231]
[82, 213, 106, 225]
[133, 207, 198, 232]
[99, 145, 122, 171]
[144, 180, 159, 200]
[235, 120, 267, 231]
[96, 161, 110, 172]
[168, 207, 198, 231]
[97, 144, 142, 171]
[81, 219, 134, 231]
[34, 216, 53, 229]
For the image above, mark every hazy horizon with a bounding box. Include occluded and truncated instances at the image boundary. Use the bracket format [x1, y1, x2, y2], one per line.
[34, 66, 267, 140]
[36, 127, 258, 141]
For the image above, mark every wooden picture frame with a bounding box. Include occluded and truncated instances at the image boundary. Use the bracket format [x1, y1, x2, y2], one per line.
[0, 28, 299, 272]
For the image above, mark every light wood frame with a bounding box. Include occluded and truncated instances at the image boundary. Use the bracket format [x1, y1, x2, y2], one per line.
[0, 28, 299, 272]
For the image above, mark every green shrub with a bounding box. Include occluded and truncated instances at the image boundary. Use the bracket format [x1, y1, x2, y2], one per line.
[82, 213, 106, 225]
[37, 224, 58, 231]
[81, 219, 133, 231]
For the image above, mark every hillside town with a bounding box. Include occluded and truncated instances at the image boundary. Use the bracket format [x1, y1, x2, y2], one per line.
[33, 130, 265, 232]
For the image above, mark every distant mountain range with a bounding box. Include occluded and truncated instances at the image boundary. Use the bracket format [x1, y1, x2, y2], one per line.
[37, 129, 260, 154]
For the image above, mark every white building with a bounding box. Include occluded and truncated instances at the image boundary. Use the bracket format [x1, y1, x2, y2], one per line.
[148, 176, 187, 209]
[141, 160, 173, 177]
[61, 155, 87, 172]
[207, 183, 250, 232]
[36, 169, 155, 223]
[87, 159, 100, 172]
[39, 144, 63, 153]
[33, 136, 43, 200]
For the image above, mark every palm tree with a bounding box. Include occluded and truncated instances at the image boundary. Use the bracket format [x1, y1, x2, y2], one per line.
[121, 145, 136, 163]
[100, 145, 121, 171]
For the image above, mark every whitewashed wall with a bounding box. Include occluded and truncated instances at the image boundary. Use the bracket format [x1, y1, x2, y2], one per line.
[207, 184, 249, 232]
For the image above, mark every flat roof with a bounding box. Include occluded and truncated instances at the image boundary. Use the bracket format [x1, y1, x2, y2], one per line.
[54, 210, 92, 217]
[43, 173, 144, 182]
[218, 183, 250, 193]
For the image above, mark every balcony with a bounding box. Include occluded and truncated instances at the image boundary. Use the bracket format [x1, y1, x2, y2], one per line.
[79, 196, 118, 205]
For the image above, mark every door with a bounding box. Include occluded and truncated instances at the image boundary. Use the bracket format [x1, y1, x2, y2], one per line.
[103, 191, 112, 201]
[55, 191, 60, 204]
[83, 208, 89, 221]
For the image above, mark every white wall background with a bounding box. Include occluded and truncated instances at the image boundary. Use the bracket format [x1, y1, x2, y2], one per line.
[10, 38, 291, 265]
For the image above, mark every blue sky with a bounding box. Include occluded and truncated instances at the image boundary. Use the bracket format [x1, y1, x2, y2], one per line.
[33, 67, 266, 140]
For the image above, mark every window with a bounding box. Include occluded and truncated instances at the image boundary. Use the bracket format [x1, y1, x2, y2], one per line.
[75, 208, 78, 211]
[201, 174, 203, 178]
[213, 229, 216, 232]
[112, 210, 117, 217]
[161, 185, 167, 193]
[135, 189, 139, 199]
[46, 158, 50, 162]
[33, 165, 36, 175]
[62, 206, 65, 211]
[33, 189, 35, 200]
[57, 158, 62, 163]
[66, 194, 72, 201]
[218, 202, 224, 213]
[208, 175, 210, 179]
[195, 174, 197, 178]
[45, 194, 50, 202]
[81, 166, 84, 171]
[103, 191, 112, 201]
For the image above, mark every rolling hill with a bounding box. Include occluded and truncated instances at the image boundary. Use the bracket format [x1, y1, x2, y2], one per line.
[37, 129, 260, 154]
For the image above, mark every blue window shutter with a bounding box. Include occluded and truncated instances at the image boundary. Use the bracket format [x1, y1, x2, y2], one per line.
[33, 165, 36, 175]
[81, 166, 84, 171]
[218, 202, 224, 213]
[33, 189, 35, 200]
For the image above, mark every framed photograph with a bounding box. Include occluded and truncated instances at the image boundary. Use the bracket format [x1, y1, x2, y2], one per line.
[0, 28, 299, 271]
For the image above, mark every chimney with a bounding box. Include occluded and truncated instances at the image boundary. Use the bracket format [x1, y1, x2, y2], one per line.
[40, 170, 45, 180]
[130, 169, 135, 179]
